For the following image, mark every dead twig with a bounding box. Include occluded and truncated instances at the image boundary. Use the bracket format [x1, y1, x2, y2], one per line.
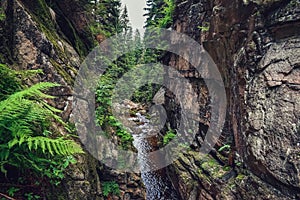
[0, 192, 16, 200]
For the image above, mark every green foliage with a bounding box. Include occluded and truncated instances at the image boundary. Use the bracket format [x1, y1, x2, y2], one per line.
[163, 129, 176, 145]
[218, 144, 231, 152]
[223, 165, 231, 171]
[144, 0, 175, 28]
[7, 187, 19, 197]
[96, 73, 134, 148]
[95, 52, 161, 148]
[88, 0, 122, 37]
[0, 65, 83, 184]
[0, 7, 5, 21]
[236, 174, 245, 180]
[132, 84, 160, 103]
[0, 64, 41, 99]
[93, 0, 174, 149]
[0, 64, 21, 100]
[200, 156, 228, 178]
[197, 22, 210, 32]
[45, 155, 77, 185]
[25, 192, 40, 200]
[95, 31, 144, 148]
[158, 0, 175, 28]
[235, 161, 242, 167]
[109, 115, 133, 148]
[141, 0, 175, 104]
[96, 73, 133, 146]
[102, 181, 120, 197]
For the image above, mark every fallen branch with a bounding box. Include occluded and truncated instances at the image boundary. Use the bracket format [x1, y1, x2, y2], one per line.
[0, 192, 16, 200]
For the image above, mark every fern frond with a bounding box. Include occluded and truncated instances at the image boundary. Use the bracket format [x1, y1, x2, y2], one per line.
[13, 153, 43, 172]
[28, 138, 33, 151]
[0, 145, 9, 161]
[40, 139, 46, 154]
[15, 69, 43, 79]
[0, 161, 8, 175]
[46, 140, 53, 155]
[9, 136, 84, 155]
[0, 83, 64, 139]
[0, 66, 82, 181]
[8, 138, 19, 149]
[0, 64, 21, 100]
[51, 141, 60, 155]
[11, 82, 60, 100]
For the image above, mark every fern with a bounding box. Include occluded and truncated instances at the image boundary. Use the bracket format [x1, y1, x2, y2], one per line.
[0, 64, 21, 100]
[0, 65, 83, 182]
[5, 82, 60, 100]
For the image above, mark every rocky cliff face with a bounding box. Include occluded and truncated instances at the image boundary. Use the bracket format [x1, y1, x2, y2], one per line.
[164, 0, 300, 199]
[0, 0, 145, 199]
[0, 0, 102, 199]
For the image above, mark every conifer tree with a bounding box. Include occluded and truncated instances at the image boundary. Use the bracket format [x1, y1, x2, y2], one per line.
[120, 6, 130, 33]
[133, 29, 143, 64]
[90, 0, 122, 36]
[144, 0, 174, 28]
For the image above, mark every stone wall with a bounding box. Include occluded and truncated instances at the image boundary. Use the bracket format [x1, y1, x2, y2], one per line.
[164, 0, 300, 199]
[0, 0, 145, 199]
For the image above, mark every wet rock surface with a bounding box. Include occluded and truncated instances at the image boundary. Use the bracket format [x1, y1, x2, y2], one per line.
[0, 1, 145, 199]
[0, 1, 104, 199]
[164, 0, 300, 199]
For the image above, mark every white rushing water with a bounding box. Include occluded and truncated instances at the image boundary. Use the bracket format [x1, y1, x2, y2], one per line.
[131, 112, 179, 200]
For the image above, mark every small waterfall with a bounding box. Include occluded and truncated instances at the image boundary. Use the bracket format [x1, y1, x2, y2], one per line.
[131, 112, 180, 200]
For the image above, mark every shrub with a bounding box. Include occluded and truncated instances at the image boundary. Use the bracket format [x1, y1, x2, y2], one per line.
[0, 64, 83, 183]
[102, 181, 120, 197]
[163, 129, 176, 145]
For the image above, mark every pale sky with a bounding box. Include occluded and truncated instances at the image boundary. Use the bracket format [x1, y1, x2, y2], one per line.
[120, 0, 146, 33]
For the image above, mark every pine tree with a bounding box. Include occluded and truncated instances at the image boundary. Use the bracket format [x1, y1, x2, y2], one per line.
[144, 0, 174, 28]
[144, 0, 164, 27]
[90, 0, 122, 37]
[120, 6, 130, 33]
[133, 29, 143, 64]
[95, 0, 176, 148]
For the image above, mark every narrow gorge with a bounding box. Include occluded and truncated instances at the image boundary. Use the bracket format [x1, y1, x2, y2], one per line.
[0, 0, 299, 200]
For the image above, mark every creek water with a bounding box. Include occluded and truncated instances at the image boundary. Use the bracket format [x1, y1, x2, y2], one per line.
[130, 113, 180, 200]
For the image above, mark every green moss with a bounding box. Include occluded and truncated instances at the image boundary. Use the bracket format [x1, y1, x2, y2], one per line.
[18, 0, 81, 85]
[236, 174, 246, 180]
[200, 156, 228, 179]
[21, 0, 61, 51]
[22, 0, 87, 57]
[197, 22, 210, 32]
[68, 23, 88, 57]
[0, 1, 15, 64]
[22, 0, 55, 30]
[23, 0, 58, 43]
[223, 165, 231, 171]
[49, 59, 74, 85]
[163, 129, 176, 145]
[197, 168, 212, 182]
